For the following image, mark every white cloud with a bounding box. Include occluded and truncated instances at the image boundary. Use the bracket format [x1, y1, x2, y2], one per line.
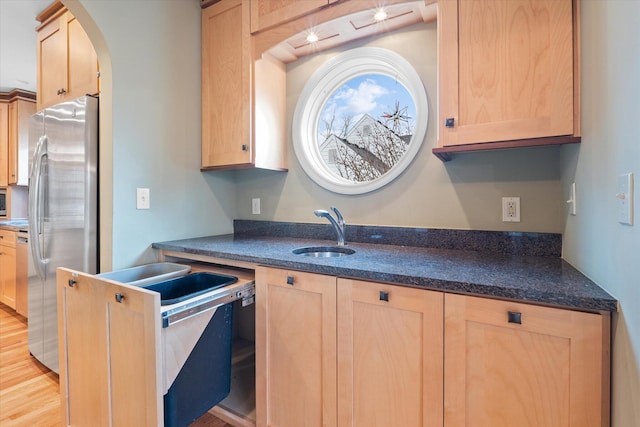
[335, 78, 389, 114]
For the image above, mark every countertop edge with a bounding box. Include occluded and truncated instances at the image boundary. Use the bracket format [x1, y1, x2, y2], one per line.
[152, 236, 617, 313]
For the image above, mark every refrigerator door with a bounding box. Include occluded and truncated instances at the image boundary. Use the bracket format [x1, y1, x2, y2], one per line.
[27, 110, 45, 364]
[28, 96, 98, 373]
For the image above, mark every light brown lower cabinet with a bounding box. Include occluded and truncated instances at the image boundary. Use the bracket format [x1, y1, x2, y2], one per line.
[337, 278, 443, 427]
[444, 293, 610, 427]
[58, 261, 610, 426]
[255, 267, 444, 427]
[57, 268, 162, 427]
[0, 229, 17, 309]
[256, 267, 610, 427]
[255, 267, 337, 427]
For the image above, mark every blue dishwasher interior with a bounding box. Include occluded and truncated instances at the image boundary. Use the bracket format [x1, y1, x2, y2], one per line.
[144, 272, 238, 305]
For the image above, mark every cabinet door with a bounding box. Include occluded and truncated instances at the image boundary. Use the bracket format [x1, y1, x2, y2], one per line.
[250, 0, 328, 33]
[256, 266, 337, 427]
[444, 294, 609, 427]
[337, 279, 443, 427]
[0, 102, 8, 187]
[202, 0, 252, 168]
[8, 99, 36, 186]
[37, 14, 68, 111]
[438, 0, 575, 147]
[36, 11, 99, 111]
[57, 268, 162, 427]
[0, 243, 17, 309]
[66, 14, 99, 100]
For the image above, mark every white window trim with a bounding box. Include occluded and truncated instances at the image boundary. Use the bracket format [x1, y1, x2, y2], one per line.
[292, 47, 429, 195]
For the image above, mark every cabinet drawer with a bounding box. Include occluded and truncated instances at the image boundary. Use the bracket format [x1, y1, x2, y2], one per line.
[0, 229, 16, 246]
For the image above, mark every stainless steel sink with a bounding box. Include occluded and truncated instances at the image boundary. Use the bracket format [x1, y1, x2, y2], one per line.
[292, 246, 356, 257]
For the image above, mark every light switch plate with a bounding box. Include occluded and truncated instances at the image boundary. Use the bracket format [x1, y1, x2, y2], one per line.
[252, 198, 261, 215]
[136, 188, 150, 210]
[617, 173, 633, 225]
[567, 182, 577, 216]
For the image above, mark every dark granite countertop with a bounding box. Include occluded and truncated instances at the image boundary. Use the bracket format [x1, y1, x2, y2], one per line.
[152, 222, 617, 313]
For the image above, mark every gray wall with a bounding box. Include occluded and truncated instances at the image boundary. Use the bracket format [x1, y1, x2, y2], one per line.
[234, 23, 564, 233]
[560, 1, 640, 425]
[70, 0, 236, 271]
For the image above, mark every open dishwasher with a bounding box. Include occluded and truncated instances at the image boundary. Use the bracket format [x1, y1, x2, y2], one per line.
[57, 263, 255, 427]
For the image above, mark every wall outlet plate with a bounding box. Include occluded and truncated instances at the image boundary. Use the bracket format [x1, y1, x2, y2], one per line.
[502, 197, 521, 222]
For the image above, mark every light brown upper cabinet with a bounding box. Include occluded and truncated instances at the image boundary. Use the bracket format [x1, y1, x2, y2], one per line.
[36, 3, 99, 111]
[201, 0, 287, 171]
[444, 293, 610, 427]
[8, 98, 36, 186]
[0, 102, 8, 187]
[0, 91, 35, 187]
[250, 0, 330, 33]
[435, 0, 580, 160]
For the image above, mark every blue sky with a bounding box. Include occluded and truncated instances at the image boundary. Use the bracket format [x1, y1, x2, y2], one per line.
[319, 73, 416, 138]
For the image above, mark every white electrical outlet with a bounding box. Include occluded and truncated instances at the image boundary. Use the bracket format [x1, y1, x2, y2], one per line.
[136, 188, 150, 210]
[617, 173, 634, 225]
[502, 197, 521, 222]
[252, 198, 261, 215]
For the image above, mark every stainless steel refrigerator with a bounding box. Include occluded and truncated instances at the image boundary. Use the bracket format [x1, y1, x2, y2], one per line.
[28, 95, 99, 373]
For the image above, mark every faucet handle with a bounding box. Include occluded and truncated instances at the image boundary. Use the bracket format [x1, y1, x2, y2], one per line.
[330, 207, 345, 227]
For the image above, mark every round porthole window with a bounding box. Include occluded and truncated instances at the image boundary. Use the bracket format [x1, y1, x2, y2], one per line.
[293, 47, 428, 194]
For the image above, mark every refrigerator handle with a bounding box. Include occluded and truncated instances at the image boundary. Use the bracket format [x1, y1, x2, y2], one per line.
[29, 135, 49, 280]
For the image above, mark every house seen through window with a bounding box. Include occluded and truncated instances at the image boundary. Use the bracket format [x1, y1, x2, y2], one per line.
[317, 74, 417, 182]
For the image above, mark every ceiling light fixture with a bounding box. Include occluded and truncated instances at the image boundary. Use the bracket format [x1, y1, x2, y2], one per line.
[373, 8, 388, 21]
[306, 32, 319, 43]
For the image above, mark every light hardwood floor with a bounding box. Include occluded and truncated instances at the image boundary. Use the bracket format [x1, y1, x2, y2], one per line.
[0, 303, 232, 427]
[0, 303, 60, 426]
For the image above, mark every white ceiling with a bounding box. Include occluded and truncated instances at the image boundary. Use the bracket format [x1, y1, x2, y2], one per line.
[0, 0, 53, 93]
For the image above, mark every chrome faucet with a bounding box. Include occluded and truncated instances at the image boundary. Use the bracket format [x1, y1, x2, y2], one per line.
[314, 207, 346, 246]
